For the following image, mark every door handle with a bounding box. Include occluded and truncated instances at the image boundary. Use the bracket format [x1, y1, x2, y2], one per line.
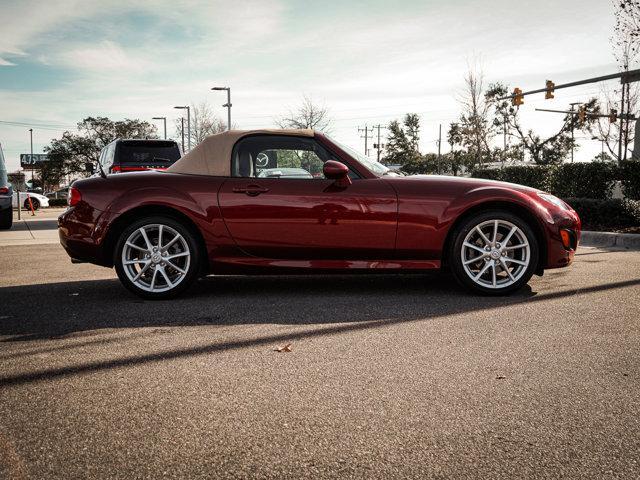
[232, 185, 270, 196]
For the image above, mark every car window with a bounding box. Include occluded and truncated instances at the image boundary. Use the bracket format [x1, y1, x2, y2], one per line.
[232, 136, 359, 180]
[116, 141, 181, 165]
[101, 143, 115, 168]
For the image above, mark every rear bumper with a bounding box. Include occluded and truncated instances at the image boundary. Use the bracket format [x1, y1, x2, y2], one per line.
[58, 205, 111, 266]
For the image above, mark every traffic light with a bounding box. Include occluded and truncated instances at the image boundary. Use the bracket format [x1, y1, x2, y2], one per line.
[609, 109, 618, 123]
[512, 88, 524, 106]
[545, 80, 555, 99]
[578, 106, 586, 124]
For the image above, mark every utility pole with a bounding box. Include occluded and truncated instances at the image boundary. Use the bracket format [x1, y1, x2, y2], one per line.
[623, 81, 631, 160]
[358, 125, 373, 156]
[372, 124, 385, 162]
[502, 114, 508, 167]
[569, 102, 582, 163]
[618, 82, 626, 162]
[437, 124, 442, 174]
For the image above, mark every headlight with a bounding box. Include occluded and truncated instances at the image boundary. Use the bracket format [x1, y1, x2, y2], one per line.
[538, 193, 568, 210]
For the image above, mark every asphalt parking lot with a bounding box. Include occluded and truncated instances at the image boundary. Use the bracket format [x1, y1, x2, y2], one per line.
[0, 217, 639, 479]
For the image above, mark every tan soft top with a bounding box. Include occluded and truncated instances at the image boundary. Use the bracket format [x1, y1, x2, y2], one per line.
[167, 128, 314, 176]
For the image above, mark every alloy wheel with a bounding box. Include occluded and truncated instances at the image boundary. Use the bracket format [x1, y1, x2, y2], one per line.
[121, 224, 191, 293]
[460, 219, 531, 289]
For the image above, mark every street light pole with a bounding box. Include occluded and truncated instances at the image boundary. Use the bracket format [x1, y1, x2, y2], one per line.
[211, 87, 232, 131]
[29, 128, 33, 185]
[180, 118, 185, 153]
[152, 116, 167, 139]
[174, 106, 191, 151]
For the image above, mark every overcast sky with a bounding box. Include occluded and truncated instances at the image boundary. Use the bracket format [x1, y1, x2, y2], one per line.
[0, 0, 619, 171]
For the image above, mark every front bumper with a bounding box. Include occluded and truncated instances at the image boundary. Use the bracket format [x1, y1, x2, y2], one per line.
[544, 209, 581, 270]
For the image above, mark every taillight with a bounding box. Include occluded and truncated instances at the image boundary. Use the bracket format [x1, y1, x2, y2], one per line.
[68, 187, 82, 206]
[0, 186, 8, 194]
[112, 165, 154, 172]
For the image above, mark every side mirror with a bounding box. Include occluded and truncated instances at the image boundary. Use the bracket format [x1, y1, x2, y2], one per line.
[86, 162, 95, 174]
[323, 160, 352, 187]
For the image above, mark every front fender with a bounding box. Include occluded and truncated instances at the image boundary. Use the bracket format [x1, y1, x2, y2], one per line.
[442, 186, 554, 227]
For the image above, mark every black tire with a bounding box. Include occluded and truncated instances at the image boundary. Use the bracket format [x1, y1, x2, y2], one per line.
[114, 216, 201, 300]
[449, 210, 539, 295]
[0, 207, 12, 230]
[24, 198, 40, 210]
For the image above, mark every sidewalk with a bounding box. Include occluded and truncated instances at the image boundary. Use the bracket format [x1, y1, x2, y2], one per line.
[0, 208, 64, 246]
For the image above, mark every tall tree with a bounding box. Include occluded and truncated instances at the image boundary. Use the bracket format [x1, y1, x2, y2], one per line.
[276, 95, 332, 132]
[382, 113, 421, 166]
[42, 117, 157, 189]
[457, 64, 493, 168]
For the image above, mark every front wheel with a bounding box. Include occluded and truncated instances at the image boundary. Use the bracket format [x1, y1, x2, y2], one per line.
[449, 211, 539, 295]
[114, 216, 200, 299]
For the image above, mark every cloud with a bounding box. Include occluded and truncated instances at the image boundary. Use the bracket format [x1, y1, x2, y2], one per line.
[58, 40, 153, 73]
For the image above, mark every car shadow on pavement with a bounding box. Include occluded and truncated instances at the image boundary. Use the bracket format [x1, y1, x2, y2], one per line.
[0, 274, 528, 341]
[2, 274, 639, 342]
[1, 275, 639, 388]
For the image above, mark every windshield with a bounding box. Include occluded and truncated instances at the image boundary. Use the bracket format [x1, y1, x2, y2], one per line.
[327, 136, 390, 176]
[117, 141, 181, 165]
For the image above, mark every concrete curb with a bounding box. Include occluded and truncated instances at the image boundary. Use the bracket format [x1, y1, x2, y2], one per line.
[580, 231, 640, 250]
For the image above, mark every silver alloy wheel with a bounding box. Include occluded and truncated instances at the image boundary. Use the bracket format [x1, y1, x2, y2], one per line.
[460, 219, 531, 289]
[121, 224, 191, 293]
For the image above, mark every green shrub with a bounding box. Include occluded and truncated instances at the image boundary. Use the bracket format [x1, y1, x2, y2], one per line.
[48, 198, 67, 207]
[471, 168, 503, 181]
[619, 160, 640, 200]
[472, 165, 552, 190]
[551, 163, 616, 200]
[563, 197, 640, 231]
[500, 165, 552, 191]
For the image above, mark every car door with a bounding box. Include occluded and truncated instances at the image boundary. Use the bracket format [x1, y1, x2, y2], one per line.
[217, 135, 398, 260]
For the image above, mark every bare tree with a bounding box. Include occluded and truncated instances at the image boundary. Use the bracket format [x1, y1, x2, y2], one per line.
[174, 101, 226, 148]
[607, 0, 640, 160]
[588, 84, 637, 161]
[276, 95, 332, 132]
[457, 63, 493, 167]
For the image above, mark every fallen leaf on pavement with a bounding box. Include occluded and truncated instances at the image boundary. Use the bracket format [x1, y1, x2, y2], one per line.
[275, 343, 292, 353]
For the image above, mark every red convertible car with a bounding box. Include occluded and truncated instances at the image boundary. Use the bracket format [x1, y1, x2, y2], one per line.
[59, 129, 580, 299]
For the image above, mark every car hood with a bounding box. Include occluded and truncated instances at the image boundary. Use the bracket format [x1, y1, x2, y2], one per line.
[396, 174, 543, 194]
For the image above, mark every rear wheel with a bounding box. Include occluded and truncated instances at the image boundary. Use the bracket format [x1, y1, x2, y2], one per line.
[114, 216, 200, 299]
[449, 210, 538, 295]
[0, 207, 12, 230]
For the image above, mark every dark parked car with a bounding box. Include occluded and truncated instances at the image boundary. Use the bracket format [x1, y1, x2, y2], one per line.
[0, 143, 12, 230]
[99, 139, 181, 173]
[59, 129, 581, 299]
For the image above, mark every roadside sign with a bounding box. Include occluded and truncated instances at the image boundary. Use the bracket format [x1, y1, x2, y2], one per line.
[20, 154, 48, 168]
